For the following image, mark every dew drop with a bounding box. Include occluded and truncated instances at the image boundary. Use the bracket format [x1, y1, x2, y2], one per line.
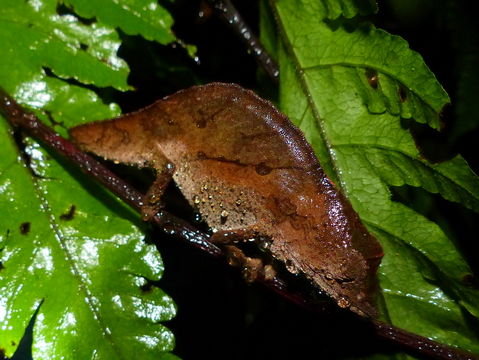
[193, 212, 202, 223]
[196, 119, 207, 128]
[285, 260, 299, 274]
[220, 210, 229, 224]
[258, 238, 272, 250]
[337, 297, 350, 309]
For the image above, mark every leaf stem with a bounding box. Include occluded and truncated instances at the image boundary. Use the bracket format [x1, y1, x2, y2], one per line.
[206, 0, 279, 83]
[0, 88, 477, 360]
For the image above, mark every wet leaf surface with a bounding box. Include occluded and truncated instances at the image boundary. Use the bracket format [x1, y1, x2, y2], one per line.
[0, 0, 178, 358]
[267, 0, 479, 354]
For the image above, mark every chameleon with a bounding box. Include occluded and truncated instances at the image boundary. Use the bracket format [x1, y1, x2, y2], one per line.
[69, 83, 383, 317]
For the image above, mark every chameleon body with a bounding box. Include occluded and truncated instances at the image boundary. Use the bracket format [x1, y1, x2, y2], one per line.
[70, 83, 383, 317]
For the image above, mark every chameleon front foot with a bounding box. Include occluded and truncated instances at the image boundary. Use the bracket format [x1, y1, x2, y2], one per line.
[141, 162, 175, 221]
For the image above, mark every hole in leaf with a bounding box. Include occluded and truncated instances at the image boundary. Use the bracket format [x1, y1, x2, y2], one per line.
[56, 3, 96, 25]
[60, 205, 76, 221]
[139, 278, 158, 294]
[19, 222, 30, 235]
[365, 68, 378, 89]
[43, 110, 67, 132]
[398, 85, 407, 102]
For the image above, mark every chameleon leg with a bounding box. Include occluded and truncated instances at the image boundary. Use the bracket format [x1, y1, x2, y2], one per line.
[211, 229, 276, 282]
[142, 162, 175, 221]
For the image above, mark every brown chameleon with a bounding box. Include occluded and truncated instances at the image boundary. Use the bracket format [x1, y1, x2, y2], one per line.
[69, 83, 383, 317]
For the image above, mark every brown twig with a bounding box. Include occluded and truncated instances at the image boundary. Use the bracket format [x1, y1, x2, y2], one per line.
[205, 0, 279, 83]
[0, 88, 477, 360]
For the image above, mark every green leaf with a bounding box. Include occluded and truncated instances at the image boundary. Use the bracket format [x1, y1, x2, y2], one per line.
[269, 0, 479, 353]
[307, 0, 378, 20]
[63, 0, 175, 44]
[0, 0, 179, 358]
[0, 121, 177, 359]
[0, 0, 130, 92]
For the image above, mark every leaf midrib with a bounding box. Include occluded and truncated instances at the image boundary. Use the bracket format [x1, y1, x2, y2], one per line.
[23, 142, 125, 359]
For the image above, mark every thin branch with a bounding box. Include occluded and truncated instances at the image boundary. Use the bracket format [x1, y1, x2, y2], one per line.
[206, 0, 279, 83]
[0, 88, 477, 360]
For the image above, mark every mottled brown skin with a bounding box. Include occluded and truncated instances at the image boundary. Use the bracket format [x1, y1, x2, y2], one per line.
[70, 83, 383, 317]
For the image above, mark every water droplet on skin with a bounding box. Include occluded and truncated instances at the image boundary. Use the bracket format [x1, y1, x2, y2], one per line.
[193, 212, 202, 223]
[255, 162, 272, 175]
[235, 199, 242, 206]
[220, 210, 229, 224]
[325, 273, 333, 280]
[285, 260, 299, 274]
[258, 238, 272, 250]
[193, 195, 200, 204]
[196, 119, 207, 128]
[337, 297, 350, 308]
